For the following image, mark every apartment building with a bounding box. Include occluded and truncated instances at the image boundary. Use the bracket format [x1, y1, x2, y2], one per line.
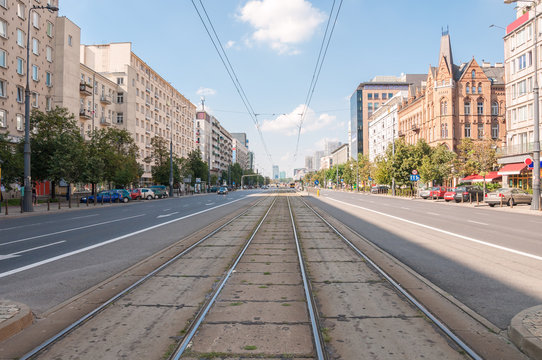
[0, 0, 58, 138]
[499, 2, 542, 190]
[350, 73, 426, 158]
[195, 110, 233, 179]
[368, 91, 407, 161]
[76, 42, 196, 183]
[304, 155, 314, 171]
[231, 132, 249, 170]
[397, 31, 505, 153]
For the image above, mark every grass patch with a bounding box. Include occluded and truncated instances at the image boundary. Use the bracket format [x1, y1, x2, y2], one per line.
[281, 303, 291, 306]
[263, 272, 271, 275]
[230, 302, 242, 306]
[244, 345, 258, 350]
[321, 327, 332, 343]
[259, 285, 268, 288]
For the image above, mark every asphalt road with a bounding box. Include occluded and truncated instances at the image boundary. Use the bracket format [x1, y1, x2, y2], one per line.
[0, 190, 264, 314]
[305, 189, 542, 330]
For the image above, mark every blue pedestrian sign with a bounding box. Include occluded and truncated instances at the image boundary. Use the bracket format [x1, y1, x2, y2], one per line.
[314, 180, 319, 185]
[410, 174, 420, 181]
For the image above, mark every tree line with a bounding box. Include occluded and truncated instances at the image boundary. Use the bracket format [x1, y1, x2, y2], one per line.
[0, 107, 264, 195]
[304, 138, 498, 190]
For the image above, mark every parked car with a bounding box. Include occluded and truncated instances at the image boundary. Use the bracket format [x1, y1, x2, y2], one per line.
[371, 185, 390, 194]
[419, 187, 433, 199]
[453, 185, 484, 203]
[209, 186, 219, 193]
[150, 185, 168, 198]
[429, 186, 448, 199]
[485, 188, 532, 207]
[443, 188, 457, 202]
[80, 190, 121, 203]
[112, 189, 131, 203]
[217, 186, 228, 195]
[130, 188, 156, 200]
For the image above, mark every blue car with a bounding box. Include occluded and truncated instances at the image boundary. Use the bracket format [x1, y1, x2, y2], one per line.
[80, 190, 122, 203]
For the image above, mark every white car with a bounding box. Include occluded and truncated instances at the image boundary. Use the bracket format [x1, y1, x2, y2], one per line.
[140, 187, 156, 200]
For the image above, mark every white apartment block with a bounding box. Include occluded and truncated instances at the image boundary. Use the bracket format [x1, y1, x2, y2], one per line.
[330, 143, 349, 166]
[0, 0, 58, 138]
[368, 91, 406, 162]
[231, 132, 249, 170]
[196, 111, 233, 179]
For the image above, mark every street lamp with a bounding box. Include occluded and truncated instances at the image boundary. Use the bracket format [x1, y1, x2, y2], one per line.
[23, 3, 59, 212]
[505, 0, 540, 210]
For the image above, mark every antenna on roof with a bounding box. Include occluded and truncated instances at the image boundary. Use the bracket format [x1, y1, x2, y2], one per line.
[442, 26, 449, 36]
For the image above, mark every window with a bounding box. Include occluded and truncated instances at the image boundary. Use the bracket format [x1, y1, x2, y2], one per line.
[492, 101, 499, 115]
[477, 83, 482, 94]
[32, 65, 38, 81]
[68, 35, 72, 46]
[16, 57, 24, 74]
[367, 93, 372, 100]
[17, 2, 25, 18]
[472, 70, 475, 79]
[491, 122, 499, 139]
[46, 46, 52, 62]
[32, 12, 39, 28]
[46, 21, 53, 37]
[464, 123, 471, 138]
[478, 123, 484, 139]
[117, 77, 124, 85]
[32, 38, 39, 55]
[518, 53, 527, 70]
[0, 79, 5, 97]
[374, 93, 379, 100]
[32, 92, 38, 107]
[0, 49, 5, 68]
[441, 100, 448, 115]
[16, 86, 24, 103]
[441, 123, 448, 138]
[46, 72, 51, 87]
[464, 102, 471, 115]
[0, 19, 7, 39]
[16, 114, 23, 131]
[117, 92, 124, 103]
[17, 29, 24, 47]
[382, 93, 387, 100]
[117, 113, 124, 124]
[466, 83, 470, 94]
[0, 110, 6, 128]
[367, 103, 373, 116]
[477, 101, 484, 115]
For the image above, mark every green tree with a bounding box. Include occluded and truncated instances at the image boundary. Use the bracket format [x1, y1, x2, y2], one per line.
[419, 144, 456, 185]
[373, 155, 392, 185]
[0, 133, 23, 190]
[146, 136, 182, 186]
[186, 149, 208, 186]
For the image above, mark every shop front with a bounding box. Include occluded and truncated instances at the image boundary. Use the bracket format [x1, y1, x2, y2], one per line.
[498, 163, 542, 190]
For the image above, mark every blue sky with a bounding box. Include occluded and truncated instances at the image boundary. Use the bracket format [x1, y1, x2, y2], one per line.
[60, 0, 514, 178]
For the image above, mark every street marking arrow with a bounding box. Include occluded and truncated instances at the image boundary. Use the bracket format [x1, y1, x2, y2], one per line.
[157, 212, 179, 219]
[0, 241, 66, 261]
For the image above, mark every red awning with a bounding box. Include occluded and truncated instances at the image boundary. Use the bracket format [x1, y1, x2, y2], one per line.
[498, 163, 527, 176]
[461, 174, 479, 182]
[472, 171, 502, 183]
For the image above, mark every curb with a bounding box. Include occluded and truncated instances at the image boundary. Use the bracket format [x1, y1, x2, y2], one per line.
[0, 301, 33, 342]
[509, 305, 542, 360]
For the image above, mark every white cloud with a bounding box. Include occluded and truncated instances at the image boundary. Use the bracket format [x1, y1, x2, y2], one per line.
[225, 40, 236, 49]
[260, 104, 336, 136]
[238, 0, 326, 55]
[196, 87, 216, 96]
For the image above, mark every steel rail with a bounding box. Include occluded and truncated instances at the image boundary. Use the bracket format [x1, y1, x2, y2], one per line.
[287, 196, 326, 360]
[20, 197, 268, 360]
[171, 196, 278, 359]
[296, 196, 483, 360]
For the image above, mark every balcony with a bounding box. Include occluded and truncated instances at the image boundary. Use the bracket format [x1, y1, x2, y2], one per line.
[100, 95, 112, 104]
[79, 83, 92, 96]
[145, 87, 151, 93]
[154, 106, 160, 112]
[154, 92, 159, 99]
[411, 124, 420, 132]
[496, 142, 534, 157]
[79, 109, 91, 119]
[398, 130, 405, 137]
[145, 101, 151, 107]
[100, 117, 110, 126]
[145, 114, 151, 121]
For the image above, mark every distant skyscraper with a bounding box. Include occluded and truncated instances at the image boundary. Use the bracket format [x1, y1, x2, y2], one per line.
[272, 165, 279, 180]
[305, 156, 314, 171]
[279, 171, 286, 179]
[325, 140, 342, 155]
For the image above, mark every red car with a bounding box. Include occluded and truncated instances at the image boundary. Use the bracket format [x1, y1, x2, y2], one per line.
[443, 188, 457, 202]
[429, 186, 448, 199]
[130, 188, 143, 200]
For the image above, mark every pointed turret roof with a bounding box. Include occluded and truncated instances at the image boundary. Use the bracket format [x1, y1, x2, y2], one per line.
[438, 28, 454, 76]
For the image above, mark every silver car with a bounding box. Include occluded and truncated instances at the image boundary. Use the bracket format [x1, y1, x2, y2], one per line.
[484, 188, 532, 207]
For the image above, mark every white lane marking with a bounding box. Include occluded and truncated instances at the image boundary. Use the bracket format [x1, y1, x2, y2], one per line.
[0, 197, 247, 278]
[325, 197, 542, 262]
[468, 220, 488, 226]
[426, 212, 440, 216]
[157, 212, 179, 219]
[0, 214, 146, 247]
[0, 241, 66, 260]
[69, 214, 99, 220]
[205, 202, 215, 206]
[0, 223, 43, 231]
[163, 208, 171, 211]
[401, 207, 410, 210]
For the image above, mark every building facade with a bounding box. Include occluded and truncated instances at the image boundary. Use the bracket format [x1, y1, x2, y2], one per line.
[304, 155, 314, 171]
[397, 31, 506, 154]
[350, 73, 425, 158]
[499, 2, 542, 190]
[368, 91, 407, 161]
[231, 132, 249, 170]
[0, 0, 58, 138]
[272, 165, 279, 180]
[330, 143, 349, 166]
[196, 110, 232, 179]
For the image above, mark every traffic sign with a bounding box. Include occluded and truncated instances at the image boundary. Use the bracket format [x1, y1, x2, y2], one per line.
[412, 169, 418, 175]
[525, 157, 533, 166]
[528, 160, 542, 169]
[314, 180, 319, 185]
[410, 174, 420, 181]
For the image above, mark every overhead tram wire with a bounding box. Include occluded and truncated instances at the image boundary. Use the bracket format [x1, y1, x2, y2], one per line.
[191, 0, 274, 165]
[294, 0, 344, 161]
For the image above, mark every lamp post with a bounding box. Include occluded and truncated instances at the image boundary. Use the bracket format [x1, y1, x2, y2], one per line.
[23, 4, 59, 212]
[505, 0, 540, 210]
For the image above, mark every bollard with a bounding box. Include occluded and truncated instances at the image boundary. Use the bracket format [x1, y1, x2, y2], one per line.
[510, 196, 514, 208]
[500, 195, 503, 207]
[58, 198, 61, 210]
[77, 196, 80, 207]
[101, 196, 104, 205]
[69, 196, 72, 209]
[317, 189, 320, 197]
[20, 198, 23, 213]
[5, 199, 8, 215]
[47, 198, 50, 211]
[469, 193, 472, 204]
[87, 197, 89, 207]
[476, 192, 479, 206]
